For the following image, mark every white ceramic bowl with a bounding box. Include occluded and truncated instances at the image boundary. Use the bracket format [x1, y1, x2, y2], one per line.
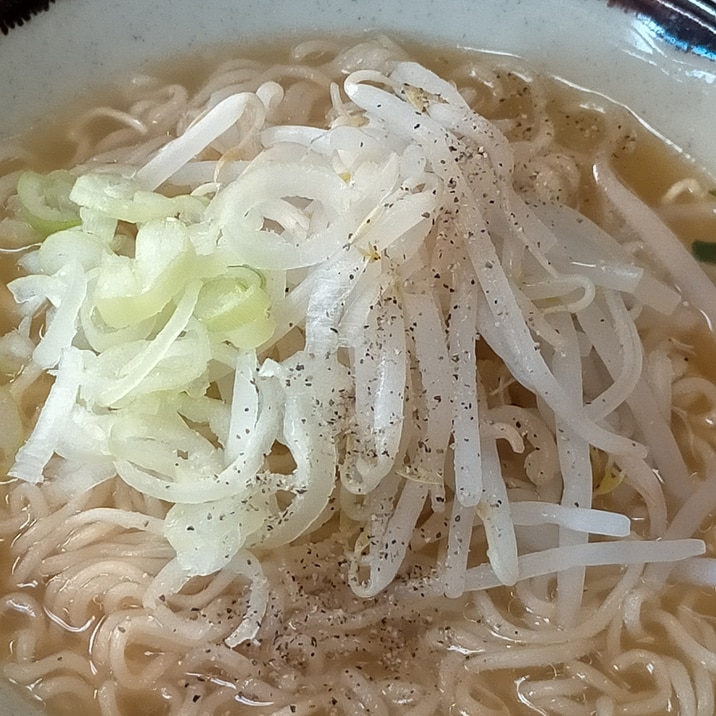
[0, 1, 714, 714]
[0, 0, 715, 172]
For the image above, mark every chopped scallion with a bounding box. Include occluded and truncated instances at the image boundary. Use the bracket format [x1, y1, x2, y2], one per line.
[16, 170, 81, 236]
[692, 240, 716, 264]
[194, 271, 274, 348]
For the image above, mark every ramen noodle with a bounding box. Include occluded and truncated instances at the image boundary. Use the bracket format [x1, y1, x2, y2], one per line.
[0, 36, 716, 716]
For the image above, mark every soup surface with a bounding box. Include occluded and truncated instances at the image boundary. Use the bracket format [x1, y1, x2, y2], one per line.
[1, 36, 716, 716]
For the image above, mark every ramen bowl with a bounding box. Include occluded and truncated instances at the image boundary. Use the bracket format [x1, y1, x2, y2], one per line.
[0, 1, 715, 715]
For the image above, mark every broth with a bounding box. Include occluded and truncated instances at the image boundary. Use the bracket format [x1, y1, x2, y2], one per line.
[1, 36, 716, 716]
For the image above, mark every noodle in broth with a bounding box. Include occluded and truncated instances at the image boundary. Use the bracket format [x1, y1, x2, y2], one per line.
[1, 36, 716, 716]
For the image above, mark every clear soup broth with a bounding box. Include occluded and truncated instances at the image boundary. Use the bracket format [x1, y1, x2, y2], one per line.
[1, 36, 716, 716]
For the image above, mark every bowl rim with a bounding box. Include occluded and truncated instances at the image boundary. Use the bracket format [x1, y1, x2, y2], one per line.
[0, 2, 715, 715]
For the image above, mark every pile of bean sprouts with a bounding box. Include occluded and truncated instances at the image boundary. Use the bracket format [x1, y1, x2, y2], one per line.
[1, 36, 716, 716]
